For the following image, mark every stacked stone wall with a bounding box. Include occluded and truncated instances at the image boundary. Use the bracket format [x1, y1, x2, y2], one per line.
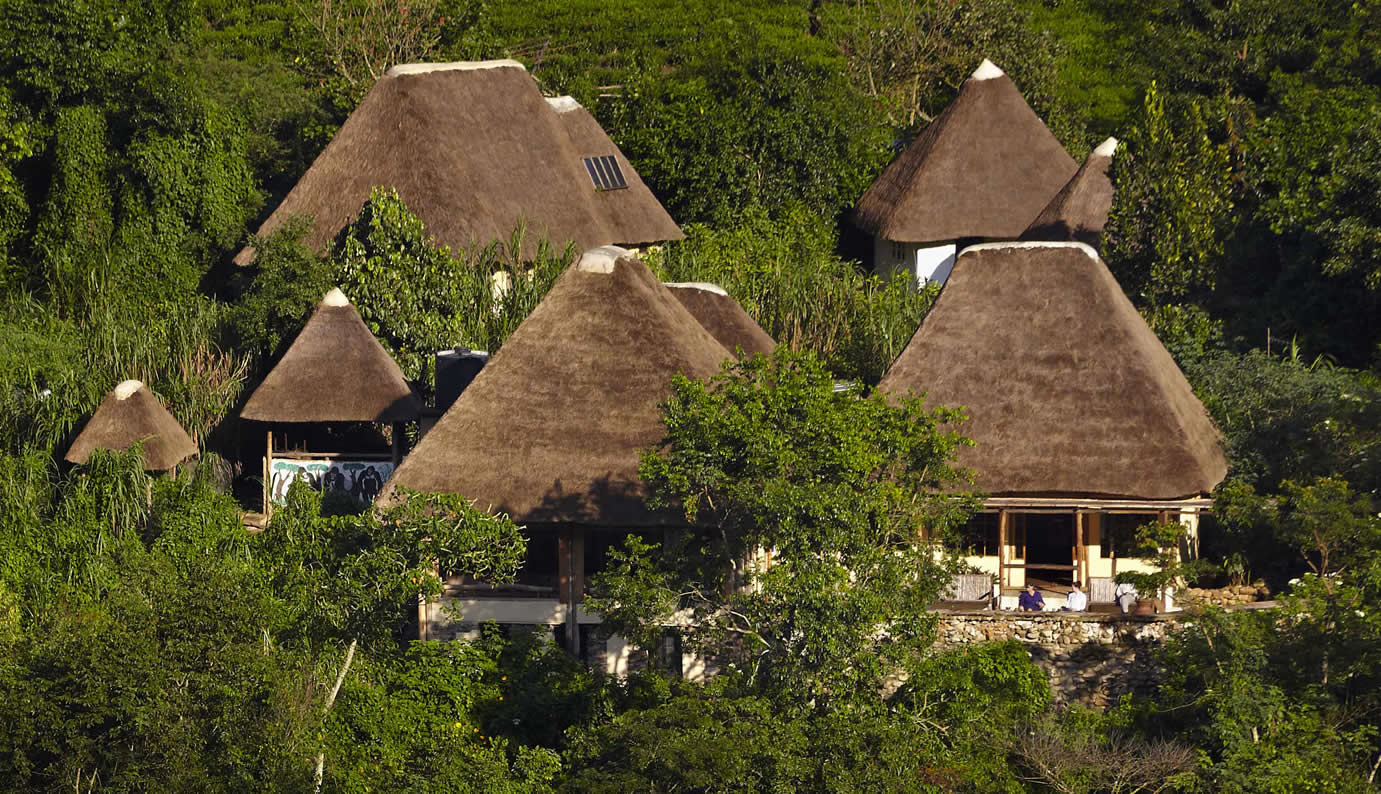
[935, 613, 1176, 708]
[1179, 583, 1270, 608]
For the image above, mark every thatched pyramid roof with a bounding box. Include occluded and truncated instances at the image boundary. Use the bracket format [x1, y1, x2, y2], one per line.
[65, 380, 198, 470]
[242, 289, 421, 423]
[235, 62, 681, 265]
[854, 60, 1078, 244]
[665, 282, 776, 358]
[1021, 137, 1117, 248]
[381, 248, 732, 525]
[878, 242, 1226, 500]
[546, 96, 683, 249]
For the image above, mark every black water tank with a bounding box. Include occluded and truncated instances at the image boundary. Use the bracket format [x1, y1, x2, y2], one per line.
[435, 347, 489, 411]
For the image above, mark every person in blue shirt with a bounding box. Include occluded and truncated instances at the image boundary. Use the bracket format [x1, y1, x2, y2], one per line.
[1017, 583, 1045, 612]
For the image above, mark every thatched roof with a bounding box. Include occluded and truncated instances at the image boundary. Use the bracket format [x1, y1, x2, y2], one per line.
[235, 62, 681, 265]
[1021, 137, 1117, 248]
[854, 59, 1078, 244]
[878, 242, 1226, 500]
[546, 96, 683, 249]
[65, 380, 198, 470]
[381, 248, 732, 525]
[665, 282, 776, 358]
[241, 289, 422, 423]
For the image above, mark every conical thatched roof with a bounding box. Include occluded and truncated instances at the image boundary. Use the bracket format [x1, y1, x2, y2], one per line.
[1021, 137, 1117, 249]
[854, 60, 1078, 244]
[879, 242, 1226, 500]
[65, 380, 198, 470]
[242, 289, 421, 423]
[235, 62, 681, 265]
[381, 248, 732, 524]
[665, 282, 776, 358]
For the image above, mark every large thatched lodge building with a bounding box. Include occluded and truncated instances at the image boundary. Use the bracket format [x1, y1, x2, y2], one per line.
[380, 247, 755, 671]
[220, 54, 1222, 665]
[878, 241, 1227, 608]
[236, 60, 681, 265]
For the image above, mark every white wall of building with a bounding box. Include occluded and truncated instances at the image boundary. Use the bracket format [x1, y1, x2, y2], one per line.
[873, 236, 957, 286]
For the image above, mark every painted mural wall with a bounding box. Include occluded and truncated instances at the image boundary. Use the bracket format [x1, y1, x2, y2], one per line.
[269, 458, 394, 505]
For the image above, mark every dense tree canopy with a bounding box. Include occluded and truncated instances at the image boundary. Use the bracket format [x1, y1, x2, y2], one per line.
[0, 0, 1379, 789]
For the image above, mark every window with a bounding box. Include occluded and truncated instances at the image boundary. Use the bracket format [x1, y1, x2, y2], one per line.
[891, 240, 906, 263]
[956, 513, 1001, 556]
[1100, 513, 1156, 558]
[583, 155, 628, 191]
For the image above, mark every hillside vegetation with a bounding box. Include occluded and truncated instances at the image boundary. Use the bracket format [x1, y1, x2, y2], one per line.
[1, 0, 1380, 790]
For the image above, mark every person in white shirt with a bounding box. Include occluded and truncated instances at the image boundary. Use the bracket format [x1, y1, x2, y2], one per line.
[1064, 581, 1088, 612]
[1114, 581, 1139, 614]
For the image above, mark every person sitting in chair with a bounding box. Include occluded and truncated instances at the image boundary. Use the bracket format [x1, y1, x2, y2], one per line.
[1017, 583, 1045, 612]
[1064, 581, 1087, 611]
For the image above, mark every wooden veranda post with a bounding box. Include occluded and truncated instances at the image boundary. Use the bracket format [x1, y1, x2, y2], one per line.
[264, 429, 274, 518]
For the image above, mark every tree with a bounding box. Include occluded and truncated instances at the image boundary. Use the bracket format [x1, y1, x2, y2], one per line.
[1103, 81, 1235, 308]
[588, 349, 978, 707]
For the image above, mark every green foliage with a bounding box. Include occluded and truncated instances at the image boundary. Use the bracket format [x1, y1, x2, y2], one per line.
[1104, 82, 1235, 306]
[648, 207, 936, 384]
[600, 40, 888, 225]
[1182, 349, 1381, 497]
[257, 482, 526, 650]
[590, 349, 977, 706]
[233, 189, 573, 388]
[325, 641, 559, 792]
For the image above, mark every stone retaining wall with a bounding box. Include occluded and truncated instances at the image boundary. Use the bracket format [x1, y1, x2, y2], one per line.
[1179, 583, 1270, 608]
[935, 612, 1176, 708]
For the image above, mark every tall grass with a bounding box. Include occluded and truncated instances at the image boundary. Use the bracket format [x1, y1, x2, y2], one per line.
[648, 206, 935, 382]
[0, 290, 248, 455]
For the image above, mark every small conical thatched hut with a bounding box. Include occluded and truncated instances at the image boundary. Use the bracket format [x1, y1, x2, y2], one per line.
[1021, 137, 1118, 249]
[855, 59, 1077, 284]
[235, 62, 681, 265]
[382, 247, 732, 651]
[243, 289, 421, 424]
[65, 380, 197, 471]
[665, 282, 776, 358]
[243, 288, 421, 513]
[879, 242, 1226, 601]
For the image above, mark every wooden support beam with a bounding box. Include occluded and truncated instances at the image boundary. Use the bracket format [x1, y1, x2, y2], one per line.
[998, 510, 1010, 589]
[264, 429, 274, 518]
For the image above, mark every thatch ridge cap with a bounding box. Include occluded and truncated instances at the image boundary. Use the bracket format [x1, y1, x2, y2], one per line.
[1093, 137, 1119, 157]
[545, 95, 582, 113]
[322, 287, 349, 307]
[113, 379, 144, 400]
[960, 240, 1100, 261]
[971, 58, 1005, 80]
[664, 281, 729, 296]
[577, 245, 631, 273]
[385, 59, 524, 77]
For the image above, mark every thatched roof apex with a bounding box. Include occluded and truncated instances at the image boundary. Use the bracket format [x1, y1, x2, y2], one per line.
[1021, 137, 1118, 249]
[235, 62, 680, 265]
[854, 59, 1077, 243]
[665, 282, 776, 358]
[879, 242, 1227, 500]
[241, 289, 421, 423]
[380, 249, 732, 525]
[65, 380, 198, 470]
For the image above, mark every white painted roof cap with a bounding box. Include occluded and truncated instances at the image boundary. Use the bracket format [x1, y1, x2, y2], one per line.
[576, 246, 631, 273]
[958, 240, 1101, 262]
[385, 59, 526, 78]
[113, 379, 144, 400]
[971, 59, 1005, 80]
[1093, 136, 1120, 157]
[322, 288, 350, 307]
[545, 96, 582, 114]
[664, 282, 729, 296]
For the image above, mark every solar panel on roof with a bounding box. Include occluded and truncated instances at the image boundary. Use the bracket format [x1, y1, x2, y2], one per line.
[582, 155, 628, 191]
